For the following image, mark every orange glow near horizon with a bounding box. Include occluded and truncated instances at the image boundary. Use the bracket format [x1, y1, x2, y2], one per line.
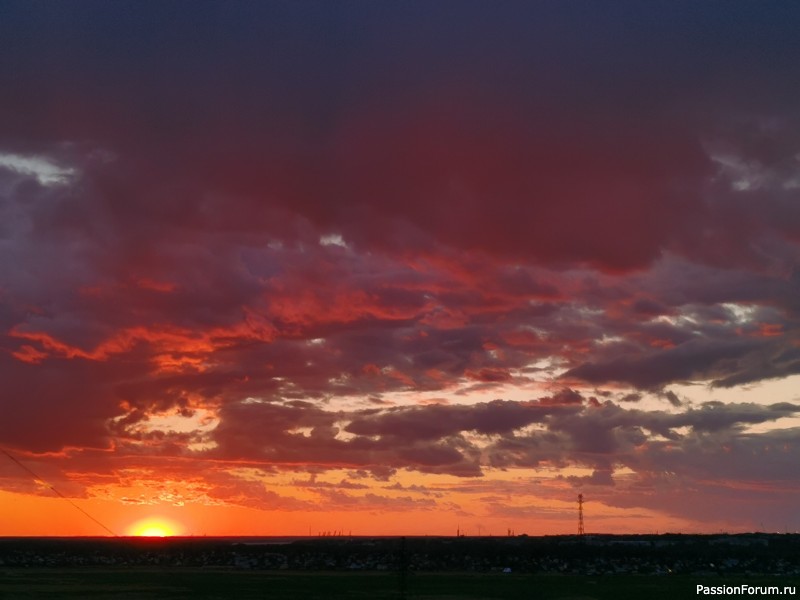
[128, 517, 182, 537]
[0, 484, 745, 538]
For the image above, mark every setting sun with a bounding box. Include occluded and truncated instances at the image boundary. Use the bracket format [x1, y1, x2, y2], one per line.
[128, 518, 181, 537]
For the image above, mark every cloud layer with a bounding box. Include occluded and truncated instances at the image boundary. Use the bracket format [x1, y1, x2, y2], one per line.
[2, 1, 800, 533]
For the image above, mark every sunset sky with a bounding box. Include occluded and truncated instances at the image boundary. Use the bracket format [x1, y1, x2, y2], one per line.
[2, 1, 800, 537]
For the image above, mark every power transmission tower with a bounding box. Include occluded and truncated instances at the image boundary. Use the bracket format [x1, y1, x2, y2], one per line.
[578, 494, 585, 536]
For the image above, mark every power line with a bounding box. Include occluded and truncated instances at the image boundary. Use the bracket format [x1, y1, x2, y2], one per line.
[1, 447, 118, 537]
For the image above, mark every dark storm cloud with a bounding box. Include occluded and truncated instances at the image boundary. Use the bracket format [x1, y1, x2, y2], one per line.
[205, 395, 565, 478]
[565, 338, 762, 389]
[564, 323, 800, 389]
[201, 394, 800, 480]
[632, 426, 800, 483]
[207, 399, 485, 478]
[0, 352, 144, 452]
[484, 399, 800, 479]
[3, 1, 799, 270]
[344, 396, 579, 440]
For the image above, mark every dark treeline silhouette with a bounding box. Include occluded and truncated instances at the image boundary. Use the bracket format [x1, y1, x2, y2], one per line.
[0, 534, 798, 576]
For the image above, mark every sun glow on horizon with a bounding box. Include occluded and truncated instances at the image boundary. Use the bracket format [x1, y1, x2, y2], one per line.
[128, 517, 182, 537]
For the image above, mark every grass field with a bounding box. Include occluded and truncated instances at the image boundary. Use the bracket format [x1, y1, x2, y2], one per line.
[0, 569, 797, 600]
